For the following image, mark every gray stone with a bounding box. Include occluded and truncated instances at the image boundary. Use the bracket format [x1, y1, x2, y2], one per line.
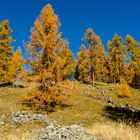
[9, 111, 99, 140]
[0, 121, 5, 125]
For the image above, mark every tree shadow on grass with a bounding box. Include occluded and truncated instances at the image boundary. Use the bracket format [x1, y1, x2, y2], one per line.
[21, 101, 73, 113]
[104, 105, 140, 125]
[58, 104, 74, 111]
[129, 84, 140, 89]
[0, 82, 25, 88]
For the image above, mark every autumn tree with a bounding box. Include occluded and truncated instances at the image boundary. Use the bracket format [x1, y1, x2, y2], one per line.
[0, 20, 13, 82]
[7, 48, 23, 82]
[107, 34, 127, 83]
[59, 41, 74, 80]
[50, 40, 74, 82]
[26, 4, 66, 110]
[84, 28, 107, 86]
[126, 35, 140, 87]
[76, 45, 90, 83]
[119, 77, 131, 98]
[56, 40, 74, 81]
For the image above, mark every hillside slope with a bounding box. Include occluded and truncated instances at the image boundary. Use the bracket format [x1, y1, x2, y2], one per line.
[0, 81, 140, 139]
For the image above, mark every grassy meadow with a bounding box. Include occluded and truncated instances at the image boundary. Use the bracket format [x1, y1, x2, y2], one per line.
[0, 81, 140, 139]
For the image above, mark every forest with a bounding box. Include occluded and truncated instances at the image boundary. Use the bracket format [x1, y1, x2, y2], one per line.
[0, 3, 140, 140]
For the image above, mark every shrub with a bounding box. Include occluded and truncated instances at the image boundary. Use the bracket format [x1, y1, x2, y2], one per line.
[119, 77, 131, 98]
[23, 85, 66, 111]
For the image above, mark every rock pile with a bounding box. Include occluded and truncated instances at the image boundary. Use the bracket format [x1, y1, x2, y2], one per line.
[36, 124, 97, 140]
[10, 111, 53, 125]
[10, 111, 99, 140]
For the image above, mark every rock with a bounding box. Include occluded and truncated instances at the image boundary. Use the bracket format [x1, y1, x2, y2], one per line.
[96, 86, 100, 89]
[16, 128, 21, 132]
[100, 90, 105, 96]
[0, 121, 5, 125]
[10, 111, 32, 124]
[36, 124, 97, 140]
[106, 98, 115, 105]
[10, 111, 54, 125]
[109, 88, 114, 91]
[9, 111, 99, 140]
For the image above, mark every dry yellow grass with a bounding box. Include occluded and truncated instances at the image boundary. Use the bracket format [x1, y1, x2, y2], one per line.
[87, 123, 140, 140]
[2, 133, 33, 140]
[0, 81, 140, 139]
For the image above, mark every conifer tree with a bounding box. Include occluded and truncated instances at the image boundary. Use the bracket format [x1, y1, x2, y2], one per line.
[7, 49, 23, 82]
[107, 34, 127, 83]
[126, 35, 140, 87]
[76, 45, 90, 83]
[84, 28, 106, 85]
[26, 4, 65, 110]
[119, 77, 131, 98]
[0, 20, 13, 82]
[60, 41, 74, 80]
[52, 40, 74, 82]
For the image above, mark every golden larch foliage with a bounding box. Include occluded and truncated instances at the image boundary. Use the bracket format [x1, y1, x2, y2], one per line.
[84, 28, 107, 85]
[0, 20, 13, 82]
[53, 40, 74, 82]
[107, 34, 127, 83]
[7, 49, 23, 82]
[119, 77, 131, 98]
[76, 45, 90, 83]
[26, 4, 67, 111]
[126, 35, 140, 87]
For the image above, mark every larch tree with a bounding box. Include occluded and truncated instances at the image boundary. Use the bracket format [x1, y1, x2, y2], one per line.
[7, 48, 23, 82]
[126, 35, 140, 87]
[52, 40, 74, 82]
[60, 40, 74, 80]
[119, 77, 131, 98]
[107, 34, 127, 83]
[76, 45, 90, 83]
[26, 4, 65, 111]
[0, 20, 13, 82]
[84, 28, 106, 86]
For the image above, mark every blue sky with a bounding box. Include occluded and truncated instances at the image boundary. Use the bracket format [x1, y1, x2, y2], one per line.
[0, 0, 140, 57]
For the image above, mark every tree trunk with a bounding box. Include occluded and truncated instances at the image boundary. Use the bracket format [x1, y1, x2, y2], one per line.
[92, 72, 95, 87]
